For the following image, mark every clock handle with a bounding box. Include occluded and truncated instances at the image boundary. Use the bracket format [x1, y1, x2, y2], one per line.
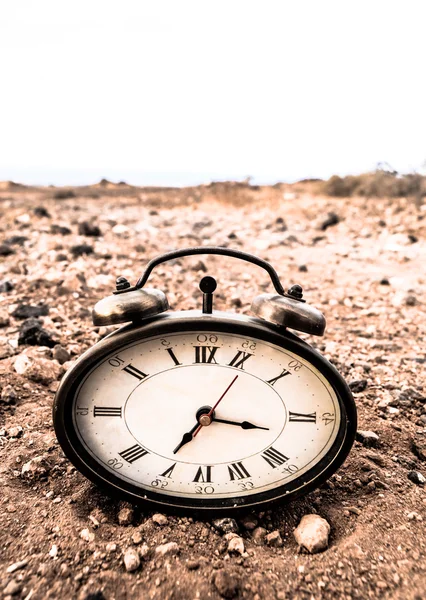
[131, 246, 286, 296]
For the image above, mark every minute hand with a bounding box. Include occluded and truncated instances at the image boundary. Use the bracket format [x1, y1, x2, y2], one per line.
[212, 417, 269, 430]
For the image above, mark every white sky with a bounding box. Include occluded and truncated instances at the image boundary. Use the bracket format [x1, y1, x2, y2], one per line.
[1, 1, 425, 186]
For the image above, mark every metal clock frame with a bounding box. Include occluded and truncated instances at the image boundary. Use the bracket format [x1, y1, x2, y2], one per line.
[53, 310, 357, 512]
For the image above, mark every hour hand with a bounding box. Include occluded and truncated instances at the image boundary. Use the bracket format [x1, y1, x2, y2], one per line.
[173, 423, 198, 454]
[212, 417, 269, 430]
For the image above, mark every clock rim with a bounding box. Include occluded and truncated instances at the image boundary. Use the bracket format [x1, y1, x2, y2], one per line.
[53, 310, 357, 512]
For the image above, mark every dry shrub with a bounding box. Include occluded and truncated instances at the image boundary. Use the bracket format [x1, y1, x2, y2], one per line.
[322, 171, 426, 199]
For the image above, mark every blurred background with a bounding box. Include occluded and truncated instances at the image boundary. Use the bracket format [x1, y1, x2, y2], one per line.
[1, 0, 426, 188]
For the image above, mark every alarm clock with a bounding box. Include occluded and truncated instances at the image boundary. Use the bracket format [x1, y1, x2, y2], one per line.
[53, 247, 356, 511]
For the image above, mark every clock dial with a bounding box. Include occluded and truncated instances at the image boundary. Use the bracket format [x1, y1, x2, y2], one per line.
[71, 330, 341, 503]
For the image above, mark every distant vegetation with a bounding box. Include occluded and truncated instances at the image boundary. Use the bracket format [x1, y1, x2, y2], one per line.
[321, 168, 426, 199]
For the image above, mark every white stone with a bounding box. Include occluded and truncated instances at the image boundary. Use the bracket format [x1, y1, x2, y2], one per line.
[155, 542, 179, 556]
[80, 528, 95, 543]
[293, 514, 331, 554]
[123, 547, 140, 572]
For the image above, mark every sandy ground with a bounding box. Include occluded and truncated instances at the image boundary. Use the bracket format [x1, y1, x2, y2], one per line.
[0, 181, 426, 600]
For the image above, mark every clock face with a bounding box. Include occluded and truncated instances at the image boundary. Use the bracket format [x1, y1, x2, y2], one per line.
[54, 316, 354, 510]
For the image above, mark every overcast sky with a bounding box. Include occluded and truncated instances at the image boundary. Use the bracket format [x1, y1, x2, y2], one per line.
[1, 1, 425, 186]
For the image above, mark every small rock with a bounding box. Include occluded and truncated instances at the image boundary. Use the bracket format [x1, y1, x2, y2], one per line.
[212, 518, 239, 535]
[356, 430, 380, 448]
[132, 531, 143, 545]
[12, 304, 49, 319]
[0, 243, 15, 256]
[34, 206, 50, 217]
[0, 309, 10, 327]
[105, 543, 117, 553]
[407, 511, 423, 521]
[7, 426, 23, 438]
[192, 260, 207, 272]
[251, 526, 267, 545]
[53, 344, 71, 364]
[320, 212, 340, 231]
[80, 528, 95, 543]
[49, 544, 58, 558]
[213, 569, 241, 599]
[412, 436, 426, 461]
[21, 455, 51, 479]
[239, 514, 258, 530]
[5, 235, 28, 246]
[123, 547, 140, 572]
[3, 579, 22, 596]
[14, 353, 62, 385]
[6, 559, 28, 573]
[227, 536, 245, 555]
[139, 543, 150, 559]
[50, 224, 72, 235]
[152, 513, 168, 526]
[78, 221, 102, 237]
[0, 340, 14, 359]
[266, 530, 283, 547]
[0, 385, 17, 404]
[186, 559, 200, 570]
[71, 244, 94, 257]
[349, 379, 368, 393]
[0, 280, 14, 293]
[155, 542, 179, 557]
[112, 224, 131, 237]
[293, 514, 331, 554]
[298, 264, 308, 272]
[18, 318, 56, 347]
[118, 506, 134, 526]
[405, 295, 417, 306]
[408, 471, 426, 485]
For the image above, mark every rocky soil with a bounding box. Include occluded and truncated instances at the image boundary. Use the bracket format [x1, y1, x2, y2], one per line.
[0, 180, 426, 600]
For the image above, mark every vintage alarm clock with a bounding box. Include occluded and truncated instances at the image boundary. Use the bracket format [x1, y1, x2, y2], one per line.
[53, 247, 356, 511]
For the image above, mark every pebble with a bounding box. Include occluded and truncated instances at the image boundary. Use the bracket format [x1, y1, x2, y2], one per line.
[7, 426, 23, 438]
[213, 569, 241, 599]
[212, 518, 239, 535]
[239, 515, 258, 530]
[411, 436, 426, 461]
[18, 318, 56, 347]
[118, 506, 134, 526]
[0, 280, 14, 293]
[349, 379, 368, 393]
[6, 559, 28, 573]
[34, 206, 50, 217]
[71, 243, 94, 257]
[14, 353, 62, 385]
[152, 513, 168, 526]
[0, 243, 15, 256]
[80, 528, 95, 543]
[293, 514, 331, 554]
[0, 309, 10, 327]
[227, 535, 245, 555]
[78, 221, 102, 237]
[320, 212, 340, 231]
[50, 224, 72, 235]
[356, 430, 380, 448]
[0, 385, 17, 405]
[251, 526, 267, 545]
[266, 530, 283, 547]
[407, 511, 423, 521]
[11, 304, 49, 319]
[105, 543, 117, 553]
[132, 531, 143, 544]
[53, 344, 71, 364]
[123, 547, 140, 572]
[21, 455, 50, 479]
[3, 579, 22, 596]
[408, 470, 426, 485]
[155, 542, 179, 556]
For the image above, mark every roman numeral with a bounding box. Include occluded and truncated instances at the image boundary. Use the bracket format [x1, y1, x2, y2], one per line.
[194, 346, 218, 364]
[160, 463, 176, 478]
[166, 348, 181, 366]
[289, 411, 317, 423]
[261, 446, 289, 468]
[228, 351, 252, 370]
[193, 466, 213, 483]
[267, 369, 291, 386]
[122, 363, 148, 380]
[228, 461, 251, 480]
[119, 444, 149, 463]
[93, 406, 122, 417]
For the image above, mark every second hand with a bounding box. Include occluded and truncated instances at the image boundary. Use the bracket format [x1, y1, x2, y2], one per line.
[193, 374, 239, 438]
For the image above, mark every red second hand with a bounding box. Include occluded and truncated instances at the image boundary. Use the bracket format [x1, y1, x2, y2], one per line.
[193, 374, 239, 437]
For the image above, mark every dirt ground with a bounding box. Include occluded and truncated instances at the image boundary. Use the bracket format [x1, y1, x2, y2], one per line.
[0, 180, 425, 600]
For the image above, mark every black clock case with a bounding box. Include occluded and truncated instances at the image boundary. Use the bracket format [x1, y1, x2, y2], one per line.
[53, 310, 357, 513]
